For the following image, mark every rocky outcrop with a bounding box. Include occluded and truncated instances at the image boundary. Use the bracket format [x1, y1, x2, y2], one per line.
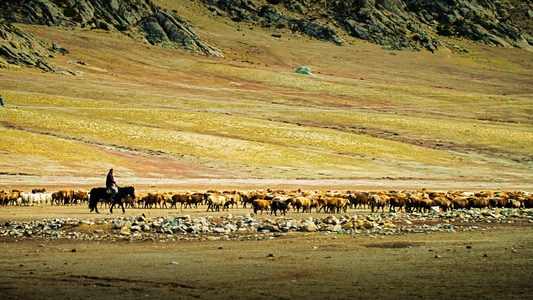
[0, 19, 73, 73]
[0, 0, 222, 71]
[140, 11, 223, 56]
[202, 0, 345, 46]
[201, 0, 533, 52]
[0, 0, 532, 71]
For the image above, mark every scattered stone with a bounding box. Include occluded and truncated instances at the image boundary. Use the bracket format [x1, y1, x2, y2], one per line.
[0, 207, 531, 241]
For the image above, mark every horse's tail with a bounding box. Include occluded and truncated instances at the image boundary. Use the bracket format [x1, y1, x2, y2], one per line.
[88, 188, 98, 209]
[88, 195, 95, 209]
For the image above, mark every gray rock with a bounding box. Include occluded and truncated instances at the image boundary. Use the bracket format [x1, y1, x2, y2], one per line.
[300, 222, 318, 232]
[258, 224, 280, 232]
[1, 205, 532, 241]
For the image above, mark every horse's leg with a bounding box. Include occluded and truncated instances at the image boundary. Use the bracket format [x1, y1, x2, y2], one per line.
[110, 201, 114, 213]
[121, 202, 125, 214]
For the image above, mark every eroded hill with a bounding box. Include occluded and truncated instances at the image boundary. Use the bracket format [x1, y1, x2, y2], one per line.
[1, 0, 532, 71]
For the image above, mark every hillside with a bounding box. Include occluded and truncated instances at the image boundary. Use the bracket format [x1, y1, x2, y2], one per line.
[1, 0, 532, 71]
[0, 0, 532, 191]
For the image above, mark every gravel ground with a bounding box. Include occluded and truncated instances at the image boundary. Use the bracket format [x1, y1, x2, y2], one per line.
[1, 203, 533, 300]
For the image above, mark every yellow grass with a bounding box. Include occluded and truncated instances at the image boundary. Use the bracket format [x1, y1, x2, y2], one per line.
[0, 7, 532, 185]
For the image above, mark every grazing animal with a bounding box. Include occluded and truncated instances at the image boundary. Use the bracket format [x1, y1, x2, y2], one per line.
[368, 193, 388, 213]
[51, 189, 75, 205]
[171, 193, 190, 209]
[89, 186, 135, 214]
[187, 193, 205, 209]
[450, 197, 469, 210]
[142, 192, 164, 208]
[316, 196, 349, 213]
[388, 193, 409, 213]
[206, 194, 228, 212]
[73, 190, 89, 204]
[252, 199, 271, 215]
[349, 191, 369, 209]
[8, 190, 23, 205]
[271, 199, 291, 216]
[507, 199, 523, 208]
[291, 196, 312, 213]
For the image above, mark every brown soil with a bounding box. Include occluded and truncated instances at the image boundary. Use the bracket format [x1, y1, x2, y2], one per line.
[1, 203, 532, 300]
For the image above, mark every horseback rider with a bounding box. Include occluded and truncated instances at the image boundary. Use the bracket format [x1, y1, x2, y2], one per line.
[106, 168, 118, 201]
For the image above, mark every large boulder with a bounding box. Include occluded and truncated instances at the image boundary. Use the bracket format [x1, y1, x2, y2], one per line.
[140, 11, 223, 56]
[200, 0, 532, 51]
[0, 0, 223, 71]
[0, 19, 72, 73]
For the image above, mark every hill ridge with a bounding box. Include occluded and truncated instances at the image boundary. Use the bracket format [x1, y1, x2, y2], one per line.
[0, 0, 532, 72]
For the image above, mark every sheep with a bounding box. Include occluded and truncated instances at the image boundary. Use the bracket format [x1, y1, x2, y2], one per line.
[28, 192, 48, 205]
[206, 194, 227, 212]
[388, 193, 409, 213]
[171, 192, 190, 209]
[450, 197, 469, 210]
[251, 199, 271, 215]
[349, 191, 369, 209]
[317, 196, 349, 214]
[73, 190, 89, 205]
[368, 193, 388, 213]
[270, 198, 291, 216]
[291, 196, 312, 213]
[19, 192, 31, 206]
[186, 193, 205, 209]
[142, 192, 164, 208]
[8, 189, 23, 205]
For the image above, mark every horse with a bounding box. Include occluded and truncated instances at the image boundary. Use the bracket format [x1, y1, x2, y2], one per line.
[88, 186, 135, 214]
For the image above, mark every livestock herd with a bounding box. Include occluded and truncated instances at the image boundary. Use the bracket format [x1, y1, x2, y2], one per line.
[1, 187, 533, 215]
[0, 188, 88, 206]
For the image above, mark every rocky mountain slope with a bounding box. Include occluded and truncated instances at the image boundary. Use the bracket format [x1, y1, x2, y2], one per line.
[0, 0, 532, 72]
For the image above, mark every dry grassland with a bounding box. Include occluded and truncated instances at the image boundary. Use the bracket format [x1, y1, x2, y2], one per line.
[0, 0, 532, 192]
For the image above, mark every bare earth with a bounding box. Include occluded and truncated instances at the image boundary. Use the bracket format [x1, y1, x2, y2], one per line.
[1, 181, 533, 300]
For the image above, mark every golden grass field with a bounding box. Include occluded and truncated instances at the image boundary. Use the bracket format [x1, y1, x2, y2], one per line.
[0, 0, 532, 193]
